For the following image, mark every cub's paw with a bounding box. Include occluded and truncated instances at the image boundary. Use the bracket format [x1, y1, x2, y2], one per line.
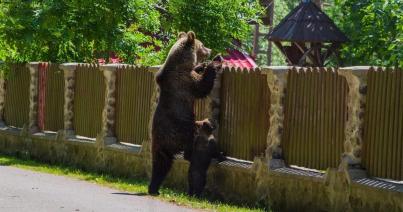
[216, 152, 227, 162]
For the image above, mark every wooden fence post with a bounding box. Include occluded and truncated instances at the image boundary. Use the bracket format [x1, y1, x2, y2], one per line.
[99, 64, 124, 145]
[26, 62, 40, 134]
[338, 66, 369, 181]
[263, 66, 291, 169]
[59, 63, 79, 139]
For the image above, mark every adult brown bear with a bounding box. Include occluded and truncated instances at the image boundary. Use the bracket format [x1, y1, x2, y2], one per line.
[149, 31, 221, 195]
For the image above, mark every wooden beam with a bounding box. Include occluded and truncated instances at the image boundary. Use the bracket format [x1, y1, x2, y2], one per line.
[294, 42, 318, 65]
[274, 41, 293, 65]
[252, 24, 260, 57]
[267, 0, 274, 66]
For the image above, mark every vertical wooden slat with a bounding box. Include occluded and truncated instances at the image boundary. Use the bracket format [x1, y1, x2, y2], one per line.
[284, 69, 299, 161]
[332, 68, 339, 168]
[228, 68, 237, 157]
[372, 68, 382, 176]
[335, 69, 343, 167]
[235, 68, 243, 159]
[389, 70, 400, 179]
[385, 69, 394, 178]
[307, 69, 313, 167]
[377, 69, 387, 177]
[399, 69, 403, 180]
[243, 70, 251, 160]
[364, 69, 380, 174]
[318, 68, 325, 168]
[293, 68, 301, 165]
[313, 68, 321, 168]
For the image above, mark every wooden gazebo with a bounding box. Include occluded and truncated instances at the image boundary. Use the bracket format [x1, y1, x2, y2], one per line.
[267, 0, 348, 66]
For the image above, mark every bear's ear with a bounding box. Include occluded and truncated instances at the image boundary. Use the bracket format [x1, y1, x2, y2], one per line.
[187, 31, 196, 44]
[178, 32, 187, 39]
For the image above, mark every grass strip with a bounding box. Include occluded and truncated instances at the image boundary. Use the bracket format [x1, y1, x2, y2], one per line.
[0, 154, 267, 212]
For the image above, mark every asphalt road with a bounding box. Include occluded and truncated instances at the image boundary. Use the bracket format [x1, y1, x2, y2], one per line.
[0, 166, 198, 212]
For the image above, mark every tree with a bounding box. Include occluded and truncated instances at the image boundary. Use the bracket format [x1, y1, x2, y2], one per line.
[335, 0, 403, 67]
[164, 0, 263, 53]
[0, 0, 164, 65]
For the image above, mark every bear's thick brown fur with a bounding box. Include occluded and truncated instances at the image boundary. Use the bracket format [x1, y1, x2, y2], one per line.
[148, 31, 221, 195]
[188, 119, 226, 197]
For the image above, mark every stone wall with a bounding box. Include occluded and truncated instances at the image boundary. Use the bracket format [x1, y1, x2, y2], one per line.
[0, 128, 402, 212]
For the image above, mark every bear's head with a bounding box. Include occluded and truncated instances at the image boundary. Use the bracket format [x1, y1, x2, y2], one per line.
[165, 31, 211, 69]
[195, 118, 215, 137]
[195, 119, 226, 162]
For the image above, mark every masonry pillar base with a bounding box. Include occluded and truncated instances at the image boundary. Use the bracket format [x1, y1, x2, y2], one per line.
[57, 129, 76, 140]
[103, 137, 117, 146]
[347, 167, 367, 181]
[269, 158, 286, 170]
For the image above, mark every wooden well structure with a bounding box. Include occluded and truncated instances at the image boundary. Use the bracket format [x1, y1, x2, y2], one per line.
[268, 0, 348, 66]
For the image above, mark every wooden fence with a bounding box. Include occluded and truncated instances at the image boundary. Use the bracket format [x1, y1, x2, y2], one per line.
[4, 63, 403, 180]
[194, 98, 211, 121]
[4, 65, 30, 128]
[282, 68, 348, 170]
[115, 66, 154, 145]
[42, 63, 65, 131]
[363, 67, 403, 180]
[218, 68, 270, 161]
[74, 64, 105, 138]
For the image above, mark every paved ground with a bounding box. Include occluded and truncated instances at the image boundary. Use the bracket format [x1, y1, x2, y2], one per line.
[0, 166, 198, 212]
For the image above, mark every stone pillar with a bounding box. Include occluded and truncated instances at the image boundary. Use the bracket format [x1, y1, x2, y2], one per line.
[59, 63, 79, 139]
[263, 66, 292, 169]
[99, 64, 125, 145]
[0, 72, 6, 128]
[26, 62, 40, 134]
[338, 66, 369, 181]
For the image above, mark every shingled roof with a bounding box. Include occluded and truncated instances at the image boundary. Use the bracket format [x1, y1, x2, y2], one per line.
[268, 1, 348, 43]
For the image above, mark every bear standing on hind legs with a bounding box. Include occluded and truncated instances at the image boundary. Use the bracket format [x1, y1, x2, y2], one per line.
[148, 31, 222, 195]
[188, 119, 226, 197]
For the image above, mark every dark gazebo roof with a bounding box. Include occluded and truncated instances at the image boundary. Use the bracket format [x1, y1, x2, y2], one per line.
[268, 1, 348, 43]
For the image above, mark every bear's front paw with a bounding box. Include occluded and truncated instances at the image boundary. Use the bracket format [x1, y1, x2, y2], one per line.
[194, 63, 207, 74]
[206, 61, 222, 72]
[213, 54, 224, 62]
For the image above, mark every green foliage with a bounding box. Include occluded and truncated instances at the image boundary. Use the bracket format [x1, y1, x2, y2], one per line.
[332, 0, 403, 67]
[2, 0, 400, 67]
[165, 0, 263, 53]
[0, 0, 164, 65]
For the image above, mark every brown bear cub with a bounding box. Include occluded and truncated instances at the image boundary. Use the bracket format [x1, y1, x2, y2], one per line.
[149, 31, 222, 195]
[188, 119, 226, 197]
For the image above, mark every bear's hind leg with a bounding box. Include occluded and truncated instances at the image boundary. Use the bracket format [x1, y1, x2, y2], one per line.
[148, 150, 173, 195]
[188, 168, 207, 197]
